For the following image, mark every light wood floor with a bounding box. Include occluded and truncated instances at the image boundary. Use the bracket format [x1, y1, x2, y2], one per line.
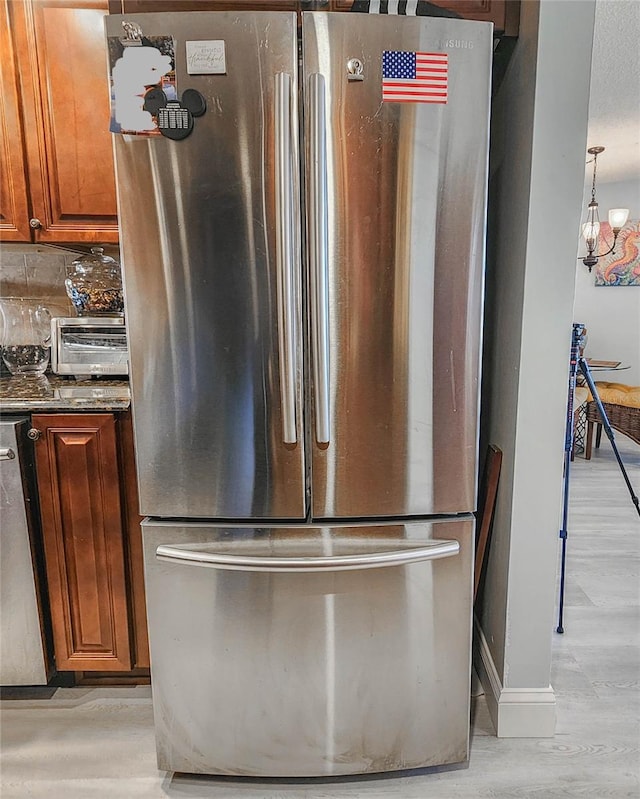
[2, 437, 639, 798]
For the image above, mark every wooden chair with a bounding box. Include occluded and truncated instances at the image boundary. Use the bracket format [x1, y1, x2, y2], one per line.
[474, 444, 503, 603]
[584, 382, 640, 459]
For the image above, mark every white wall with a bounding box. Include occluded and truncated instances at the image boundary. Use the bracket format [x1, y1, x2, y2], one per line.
[573, 178, 640, 385]
[476, 0, 596, 736]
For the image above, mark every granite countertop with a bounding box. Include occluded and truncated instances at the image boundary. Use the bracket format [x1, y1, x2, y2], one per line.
[0, 373, 130, 412]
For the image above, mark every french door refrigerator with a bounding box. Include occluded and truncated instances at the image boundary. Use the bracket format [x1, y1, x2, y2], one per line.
[107, 10, 492, 778]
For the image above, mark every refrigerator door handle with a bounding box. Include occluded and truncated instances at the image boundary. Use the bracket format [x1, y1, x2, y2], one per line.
[155, 539, 459, 572]
[275, 72, 297, 444]
[308, 73, 331, 445]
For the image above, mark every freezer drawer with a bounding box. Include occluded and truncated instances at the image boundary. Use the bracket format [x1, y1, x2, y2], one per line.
[142, 518, 473, 777]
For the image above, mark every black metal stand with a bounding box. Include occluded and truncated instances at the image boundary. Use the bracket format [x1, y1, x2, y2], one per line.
[556, 324, 582, 635]
[556, 324, 640, 635]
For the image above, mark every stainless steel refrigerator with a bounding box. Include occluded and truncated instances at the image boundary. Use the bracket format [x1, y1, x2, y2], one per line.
[107, 10, 492, 778]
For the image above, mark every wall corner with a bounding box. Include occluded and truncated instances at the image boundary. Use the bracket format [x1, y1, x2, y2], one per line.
[474, 620, 557, 738]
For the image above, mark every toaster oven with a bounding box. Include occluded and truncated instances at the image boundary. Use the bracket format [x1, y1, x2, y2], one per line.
[51, 317, 128, 377]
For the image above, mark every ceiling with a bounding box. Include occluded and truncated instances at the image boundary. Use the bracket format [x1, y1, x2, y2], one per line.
[585, 0, 640, 184]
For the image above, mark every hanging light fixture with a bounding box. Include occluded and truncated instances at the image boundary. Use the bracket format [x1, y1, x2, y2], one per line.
[580, 146, 629, 272]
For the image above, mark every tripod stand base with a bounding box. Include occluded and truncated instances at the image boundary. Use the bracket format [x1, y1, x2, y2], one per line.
[578, 359, 640, 518]
[556, 325, 639, 636]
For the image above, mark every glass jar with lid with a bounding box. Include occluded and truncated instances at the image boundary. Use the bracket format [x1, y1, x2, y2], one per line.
[65, 247, 124, 317]
[0, 298, 52, 375]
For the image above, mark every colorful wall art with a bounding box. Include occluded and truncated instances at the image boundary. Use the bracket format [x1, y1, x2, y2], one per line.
[594, 219, 640, 286]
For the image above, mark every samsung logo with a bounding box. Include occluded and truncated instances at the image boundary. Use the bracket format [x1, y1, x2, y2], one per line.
[440, 39, 474, 49]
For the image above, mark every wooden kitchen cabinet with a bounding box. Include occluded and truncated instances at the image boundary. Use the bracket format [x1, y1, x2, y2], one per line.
[109, 1, 338, 11]
[32, 411, 148, 673]
[1, 0, 118, 244]
[330, 0, 519, 36]
[0, 1, 32, 241]
[109, 0, 518, 37]
[109, 0, 303, 11]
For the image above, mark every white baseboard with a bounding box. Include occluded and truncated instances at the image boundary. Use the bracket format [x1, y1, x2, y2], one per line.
[474, 621, 556, 738]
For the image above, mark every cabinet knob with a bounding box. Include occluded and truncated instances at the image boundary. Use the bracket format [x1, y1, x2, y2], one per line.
[27, 428, 42, 441]
[0, 447, 16, 460]
[29, 218, 42, 229]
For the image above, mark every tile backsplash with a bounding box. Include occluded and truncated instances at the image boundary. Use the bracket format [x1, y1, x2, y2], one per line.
[0, 243, 121, 318]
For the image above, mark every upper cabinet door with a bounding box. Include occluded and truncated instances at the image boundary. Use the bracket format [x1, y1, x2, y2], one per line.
[9, 0, 118, 243]
[0, 0, 31, 241]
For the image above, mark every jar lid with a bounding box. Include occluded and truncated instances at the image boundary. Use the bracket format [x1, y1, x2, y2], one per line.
[71, 247, 120, 274]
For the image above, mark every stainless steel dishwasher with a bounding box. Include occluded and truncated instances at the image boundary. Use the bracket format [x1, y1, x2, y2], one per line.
[0, 418, 51, 686]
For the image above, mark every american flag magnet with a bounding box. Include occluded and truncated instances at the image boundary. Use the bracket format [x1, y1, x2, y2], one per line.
[382, 50, 448, 104]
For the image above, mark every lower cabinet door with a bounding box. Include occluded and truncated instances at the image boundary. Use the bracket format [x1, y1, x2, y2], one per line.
[33, 413, 131, 671]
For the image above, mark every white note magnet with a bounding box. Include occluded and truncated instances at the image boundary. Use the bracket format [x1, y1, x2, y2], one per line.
[186, 40, 226, 75]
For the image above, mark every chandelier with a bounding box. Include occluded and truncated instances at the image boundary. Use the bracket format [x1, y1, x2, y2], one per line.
[580, 146, 629, 272]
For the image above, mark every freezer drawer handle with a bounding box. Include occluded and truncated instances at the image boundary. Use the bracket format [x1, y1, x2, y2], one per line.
[308, 73, 330, 445]
[0, 448, 16, 461]
[275, 72, 297, 444]
[155, 539, 459, 572]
